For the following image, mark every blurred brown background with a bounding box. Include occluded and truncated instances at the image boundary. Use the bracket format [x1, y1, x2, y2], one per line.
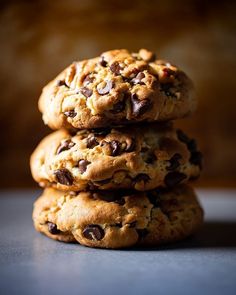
[0, 0, 236, 188]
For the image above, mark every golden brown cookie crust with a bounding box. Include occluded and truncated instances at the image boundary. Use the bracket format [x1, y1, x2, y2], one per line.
[32, 185, 203, 249]
[39, 49, 196, 130]
[30, 123, 202, 192]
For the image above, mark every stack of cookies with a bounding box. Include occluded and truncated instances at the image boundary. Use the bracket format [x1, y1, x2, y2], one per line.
[31, 49, 203, 249]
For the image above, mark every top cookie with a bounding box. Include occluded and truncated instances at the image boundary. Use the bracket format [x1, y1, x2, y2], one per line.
[39, 49, 196, 130]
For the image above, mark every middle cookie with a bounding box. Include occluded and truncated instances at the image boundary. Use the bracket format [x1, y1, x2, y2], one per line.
[30, 123, 202, 191]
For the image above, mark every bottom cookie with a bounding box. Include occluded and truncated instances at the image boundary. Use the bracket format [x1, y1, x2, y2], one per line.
[33, 185, 203, 249]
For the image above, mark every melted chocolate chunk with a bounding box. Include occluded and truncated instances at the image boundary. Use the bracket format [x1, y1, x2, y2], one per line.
[177, 130, 201, 164]
[47, 222, 61, 235]
[97, 80, 113, 95]
[57, 140, 75, 154]
[56, 80, 68, 87]
[187, 139, 197, 153]
[83, 225, 105, 241]
[77, 159, 91, 174]
[99, 56, 107, 67]
[176, 129, 189, 144]
[131, 93, 152, 117]
[167, 153, 182, 171]
[110, 61, 122, 75]
[190, 151, 203, 168]
[64, 110, 77, 118]
[164, 172, 187, 187]
[83, 74, 94, 85]
[86, 135, 99, 149]
[110, 100, 125, 114]
[109, 140, 121, 156]
[81, 87, 93, 98]
[125, 139, 136, 152]
[131, 72, 145, 85]
[54, 169, 73, 186]
[101, 140, 121, 156]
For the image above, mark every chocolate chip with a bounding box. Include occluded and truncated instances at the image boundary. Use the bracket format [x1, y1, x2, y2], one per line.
[83, 75, 94, 85]
[131, 72, 145, 85]
[137, 228, 149, 240]
[164, 172, 187, 187]
[131, 93, 152, 117]
[134, 174, 150, 184]
[99, 56, 107, 67]
[56, 80, 67, 87]
[64, 110, 77, 118]
[125, 139, 136, 152]
[101, 140, 121, 156]
[177, 130, 198, 153]
[86, 135, 99, 149]
[47, 222, 60, 235]
[176, 129, 189, 144]
[109, 140, 120, 156]
[130, 67, 140, 76]
[187, 139, 197, 153]
[97, 80, 113, 95]
[82, 225, 105, 241]
[110, 100, 125, 114]
[77, 160, 91, 174]
[110, 61, 122, 75]
[190, 151, 203, 168]
[81, 87, 93, 98]
[57, 140, 75, 154]
[167, 153, 182, 171]
[54, 169, 73, 186]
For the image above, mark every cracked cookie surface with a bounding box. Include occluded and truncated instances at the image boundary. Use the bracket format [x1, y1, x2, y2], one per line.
[39, 49, 196, 130]
[30, 123, 202, 192]
[33, 185, 203, 249]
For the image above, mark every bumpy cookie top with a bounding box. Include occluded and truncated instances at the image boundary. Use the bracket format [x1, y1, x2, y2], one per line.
[30, 123, 202, 192]
[33, 185, 203, 249]
[39, 49, 196, 129]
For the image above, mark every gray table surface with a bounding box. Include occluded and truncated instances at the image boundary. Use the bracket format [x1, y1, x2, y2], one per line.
[0, 189, 236, 295]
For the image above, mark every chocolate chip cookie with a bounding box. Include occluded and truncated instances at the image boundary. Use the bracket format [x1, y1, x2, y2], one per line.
[33, 185, 203, 249]
[30, 123, 202, 191]
[39, 49, 196, 130]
